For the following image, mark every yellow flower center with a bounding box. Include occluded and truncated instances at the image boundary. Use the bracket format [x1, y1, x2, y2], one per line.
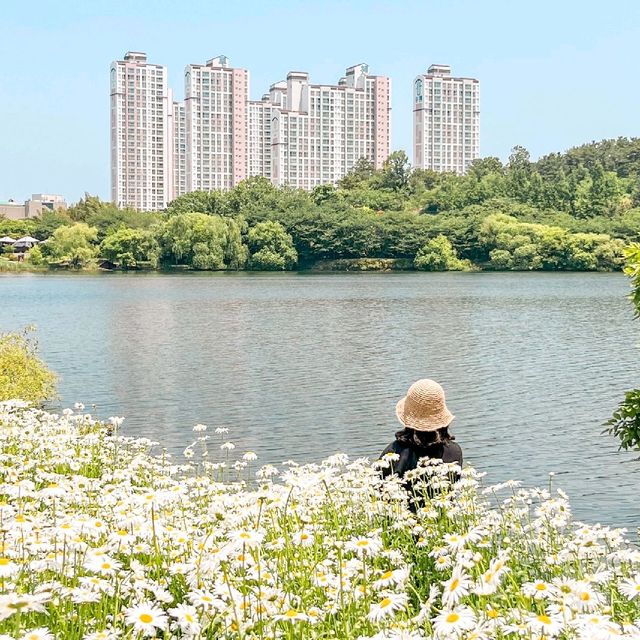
[0, 558, 10, 566]
[101, 562, 112, 570]
[380, 597, 392, 608]
[450, 578, 460, 591]
[139, 613, 153, 624]
[535, 583, 547, 590]
[446, 613, 460, 623]
[285, 609, 297, 617]
[580, 592, 591, 601]
[380, 570, 394, 580]
[487, 608, 498, 619]
[537, 615, 552, 625]
[356, 540, 369, 547]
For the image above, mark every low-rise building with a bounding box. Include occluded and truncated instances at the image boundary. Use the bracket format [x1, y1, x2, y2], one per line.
[0, 194, 67, 220]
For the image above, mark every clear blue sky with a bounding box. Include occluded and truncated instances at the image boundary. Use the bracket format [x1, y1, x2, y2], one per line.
[2, 0, 639, 204]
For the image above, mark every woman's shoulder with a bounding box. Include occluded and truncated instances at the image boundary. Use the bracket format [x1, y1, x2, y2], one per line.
[380, 439, 410, 457]
[442, 438, 463, 463]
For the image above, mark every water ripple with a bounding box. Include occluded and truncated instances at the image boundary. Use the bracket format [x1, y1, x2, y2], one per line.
[0, 271, 639, 529]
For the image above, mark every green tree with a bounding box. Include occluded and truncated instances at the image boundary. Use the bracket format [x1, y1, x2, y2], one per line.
[338, 157, 375, 190]
[100, 228, 159, 268]
[414, 235, 470, 271]
[247, 221, 298, 270]
[166, 190, 229, 217]
[155, 213, 246, 270]
[31, 209, 72, 239]
[42, 223, 98, 267]
[506, 145, 532, 201]
[377, 151, 411, 192]
[66, 194, 112, 222]
[489, 249, 513, 269]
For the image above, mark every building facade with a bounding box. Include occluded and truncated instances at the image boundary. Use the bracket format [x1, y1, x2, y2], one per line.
[413, 64, 479, 174]
[172, 101, 187, 199]
[0, 194, 67, 220]
[110, 52, 392, 210]
[184, 56, 249, 192]
[267, 64, 391, 189]
[110, 52, 173, 211]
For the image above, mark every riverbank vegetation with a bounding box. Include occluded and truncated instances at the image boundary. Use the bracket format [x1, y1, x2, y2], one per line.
[606, 243, 640, 451]
[0, 330, 56, 404]
[0, 402, 638, 639]
[3, 137, 640, 272]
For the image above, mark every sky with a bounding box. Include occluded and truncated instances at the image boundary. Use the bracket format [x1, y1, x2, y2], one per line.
[1, 0, 640, 204]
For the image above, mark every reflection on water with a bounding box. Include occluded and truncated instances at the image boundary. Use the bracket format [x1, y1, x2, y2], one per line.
[1, 271, 639, 529]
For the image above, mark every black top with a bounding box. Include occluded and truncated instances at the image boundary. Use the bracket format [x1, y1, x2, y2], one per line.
[379, 438, 463, 479]
[379, 436, 463, 508]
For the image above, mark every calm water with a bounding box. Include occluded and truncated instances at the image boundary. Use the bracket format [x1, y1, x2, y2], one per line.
[1, 272, 639, 530]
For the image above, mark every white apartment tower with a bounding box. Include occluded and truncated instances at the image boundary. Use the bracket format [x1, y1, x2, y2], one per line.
[413, 64, 479, 174]
[184, 56, 249, 191]
[268, 64, 390, 189]
[110, 52, 173, 210]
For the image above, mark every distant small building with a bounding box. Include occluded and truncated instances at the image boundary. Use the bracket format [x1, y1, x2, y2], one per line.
[0, 194, 67, 220]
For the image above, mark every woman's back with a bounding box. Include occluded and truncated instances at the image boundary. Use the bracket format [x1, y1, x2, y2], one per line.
[380, 429, 463, 479]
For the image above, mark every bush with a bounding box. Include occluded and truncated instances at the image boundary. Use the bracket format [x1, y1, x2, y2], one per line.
[414, 235, 471, 271]
[0, 330, 56, 404]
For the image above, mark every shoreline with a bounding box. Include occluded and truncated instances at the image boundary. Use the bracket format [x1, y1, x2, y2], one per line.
[0, 257, 624, 275]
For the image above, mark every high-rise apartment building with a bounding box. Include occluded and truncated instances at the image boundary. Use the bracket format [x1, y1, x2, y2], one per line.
[413, 64, 479, 174]
[111, 52, 391, 209]
[267, 64, 390, 189]
[172, 101, 187, 198]
[110, 52, 173, 210]
[248, 96, 272, 179]
[184, 56, 249, 191]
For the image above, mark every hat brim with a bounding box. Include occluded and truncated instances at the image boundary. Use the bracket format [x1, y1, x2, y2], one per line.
[395, 396, 455, 432]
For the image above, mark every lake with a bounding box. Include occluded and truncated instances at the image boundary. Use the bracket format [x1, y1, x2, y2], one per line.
[1, 271, 639, 530]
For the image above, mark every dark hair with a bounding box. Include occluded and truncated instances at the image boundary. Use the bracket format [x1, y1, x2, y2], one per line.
[395, 426, 453, 449]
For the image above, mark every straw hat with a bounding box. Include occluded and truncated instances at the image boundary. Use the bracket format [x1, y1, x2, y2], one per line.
[395, 379, 454, 432]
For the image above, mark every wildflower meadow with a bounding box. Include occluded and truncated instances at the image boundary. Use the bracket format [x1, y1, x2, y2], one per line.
[0, 401, 639, 639]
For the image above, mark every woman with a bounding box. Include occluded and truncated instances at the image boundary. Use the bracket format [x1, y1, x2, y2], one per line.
[380, 379, 462, 503]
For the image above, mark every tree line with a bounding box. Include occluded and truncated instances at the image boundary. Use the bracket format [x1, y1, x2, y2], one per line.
[3, 137, 640, 271]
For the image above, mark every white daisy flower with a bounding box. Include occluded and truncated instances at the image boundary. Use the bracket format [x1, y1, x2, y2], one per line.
[618, 574, 640, 600]
[373, 567, 409, 589]
[367, 592, 408, 622]
[526, 611, 563, 637]
[432, 606, 477, 637]
[20, 629, 54, 640]
[523, 580, 553, 599]
[124, 603, 168, 637]
[441, 565, 471, 607]
[169, 603, 201, 635]
[275, 608, 309, 622]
